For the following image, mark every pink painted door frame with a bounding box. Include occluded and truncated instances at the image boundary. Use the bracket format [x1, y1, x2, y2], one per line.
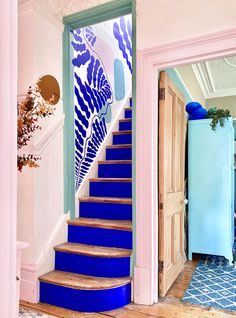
[0, 0, 17, 317]
[134, 27, 236, 305]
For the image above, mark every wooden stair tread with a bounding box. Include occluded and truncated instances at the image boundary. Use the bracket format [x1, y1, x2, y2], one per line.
[119, 118, 132, 122]
[54, 242, 132, 257]
[68, 218, 132, 231]
[89, 178, 132, 182]
[106, 144, 132, 148]
[79, 196, 132, 204]
[39, 270, 131, 290]
[112, 130, 132, 135]
[98, 160, 132, 164]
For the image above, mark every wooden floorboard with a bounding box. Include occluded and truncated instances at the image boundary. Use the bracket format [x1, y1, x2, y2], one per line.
[21, 257, 236, 317]
[165, 258, 198, 299]
[115, 300, 236, 318]
[20, 302, 104, 317]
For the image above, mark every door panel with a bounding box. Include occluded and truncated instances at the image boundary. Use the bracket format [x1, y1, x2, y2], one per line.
[158, 71, 186, 297]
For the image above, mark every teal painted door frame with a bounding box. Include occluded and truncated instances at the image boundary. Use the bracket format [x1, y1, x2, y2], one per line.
[62, 0, 136, 234]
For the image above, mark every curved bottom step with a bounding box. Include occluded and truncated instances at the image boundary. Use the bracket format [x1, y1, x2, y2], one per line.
[39, 271, 131, 312]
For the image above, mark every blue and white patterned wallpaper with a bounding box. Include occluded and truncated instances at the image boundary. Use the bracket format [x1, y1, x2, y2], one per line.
[72, 15, 132, 191]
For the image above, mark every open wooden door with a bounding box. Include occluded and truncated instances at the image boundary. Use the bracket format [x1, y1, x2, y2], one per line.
[158, 71, 186, 297]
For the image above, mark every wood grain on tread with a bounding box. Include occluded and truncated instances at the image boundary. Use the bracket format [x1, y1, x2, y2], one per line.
[89, 178, 132, 182]
[54, 242, 132, 258]
[79, 196, 132, 204]
[67, 218, 132, 231]
[119, 118, 132, 122]
[39, 270, 131, 290]
[106, 144, 132, 148]
[98, 160, 132, 164]
[112, 130, 132, 135]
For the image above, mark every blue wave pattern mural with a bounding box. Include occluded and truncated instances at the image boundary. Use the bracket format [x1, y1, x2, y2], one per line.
[72, 27, 113, 190]
[72, 16, 132, 191]
[113, 17, 132, 73]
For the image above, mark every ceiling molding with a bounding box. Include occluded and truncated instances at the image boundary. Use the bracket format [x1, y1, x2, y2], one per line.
[224, 57, 236, 68]
[18, 0, 34, 15]
[192, 60, 236, 99]
[203, 88, 236, 99]
[18, 0, 110, 19]
[18, 0, 110, 29]
[191, 63, 214, 98]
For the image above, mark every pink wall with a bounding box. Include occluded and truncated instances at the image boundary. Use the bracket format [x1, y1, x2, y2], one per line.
[17, 3, 67, 303]
[0, 0, 17, 317]
[15, 0, 236, 308]
[135, 0, 236, 304]
[55, 0, 236, 50]
[136, 0, 236, 49]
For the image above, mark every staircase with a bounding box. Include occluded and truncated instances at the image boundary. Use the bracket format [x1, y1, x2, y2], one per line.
[39, 100, 133, 312]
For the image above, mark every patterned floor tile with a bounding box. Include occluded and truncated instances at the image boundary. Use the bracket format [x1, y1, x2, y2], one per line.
[182, 255, 236, 312]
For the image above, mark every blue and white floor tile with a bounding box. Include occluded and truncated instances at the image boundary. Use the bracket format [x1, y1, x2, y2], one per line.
[19, 306, 55, 317]
[182, 255, 236, 312]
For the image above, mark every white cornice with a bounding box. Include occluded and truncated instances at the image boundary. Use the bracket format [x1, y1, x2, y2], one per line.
[18, 0, 110, 23]
[18, 0, 63, 28]
[192, 61, 236, 99]
[18, 0, 34, 15]
[192, 63, 214, 98]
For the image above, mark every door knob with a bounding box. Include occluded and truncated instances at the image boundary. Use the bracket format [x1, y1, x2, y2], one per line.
[181, 198, 188, 205]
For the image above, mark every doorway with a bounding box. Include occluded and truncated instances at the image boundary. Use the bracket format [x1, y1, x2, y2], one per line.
[157, 55, 236, 313]
[61, 0, 137, 311]
[63, 0, 136, 220]
[134, 28, 236, 305]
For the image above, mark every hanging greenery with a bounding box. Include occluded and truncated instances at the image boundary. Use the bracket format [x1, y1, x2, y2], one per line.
[207, 107, 231, 130]
[17, 86, 55, 172]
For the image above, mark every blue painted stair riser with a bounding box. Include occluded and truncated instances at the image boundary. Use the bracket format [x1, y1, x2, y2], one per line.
[125, 109, 132, 119]
[90, 181, 132, 198]
[55, 251, 130, 278]
[68, 225, 132, 249]
[106, 147, 132, 160]
[41, 14, 133, 312]
[98, 163, 132, 178]
[119, 121, 132, 131]
[113, 133, 132, 145]
[40, 282, 131, 312]
[79, 201, 132, 220]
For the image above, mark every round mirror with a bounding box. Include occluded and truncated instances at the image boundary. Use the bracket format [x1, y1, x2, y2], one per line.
[37, 75, 60, 105]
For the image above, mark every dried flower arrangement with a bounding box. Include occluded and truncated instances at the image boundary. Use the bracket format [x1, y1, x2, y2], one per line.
[17, 86, 55, 172]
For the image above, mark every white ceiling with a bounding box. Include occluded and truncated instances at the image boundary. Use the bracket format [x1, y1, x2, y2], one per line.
[192, 56, 236, 99]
